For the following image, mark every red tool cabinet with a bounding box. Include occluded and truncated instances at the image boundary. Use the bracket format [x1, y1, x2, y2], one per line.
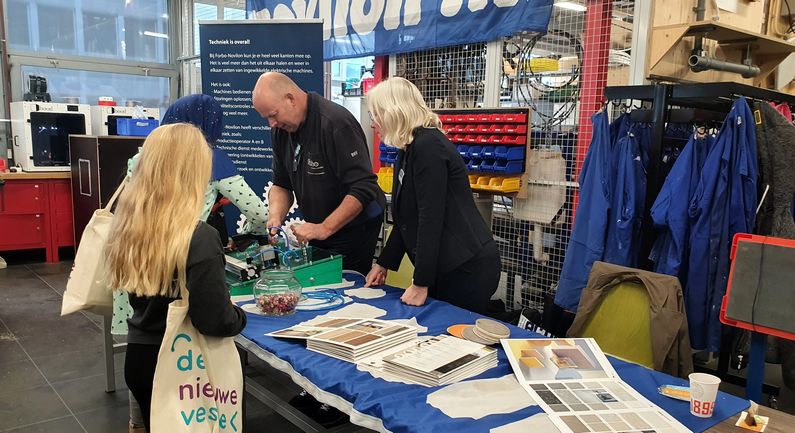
[0, 172, 74, 262]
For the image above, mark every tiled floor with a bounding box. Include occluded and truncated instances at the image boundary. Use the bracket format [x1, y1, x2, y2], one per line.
[0, 255, 307, 433]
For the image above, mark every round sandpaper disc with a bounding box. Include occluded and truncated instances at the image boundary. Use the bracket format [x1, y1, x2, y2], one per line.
[447, 324, 469, 339]
[471, 325, 499, 344]
[462, 325, 495, 345]
[475, 318, 510, 338]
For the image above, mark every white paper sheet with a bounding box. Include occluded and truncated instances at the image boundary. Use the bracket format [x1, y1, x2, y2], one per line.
[315, 303, 387, 319]
[391, 317, 428, 334]
[490, 414, 559, 433]
[344, 287, 387, 299]
[427, 375, 535, 420]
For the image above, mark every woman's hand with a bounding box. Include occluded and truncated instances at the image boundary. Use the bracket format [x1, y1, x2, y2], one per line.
[400, 284, 428, 307]
[365, 264, 387, 287]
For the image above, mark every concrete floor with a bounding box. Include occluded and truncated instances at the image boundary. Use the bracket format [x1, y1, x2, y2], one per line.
[0, 251, 307, 433]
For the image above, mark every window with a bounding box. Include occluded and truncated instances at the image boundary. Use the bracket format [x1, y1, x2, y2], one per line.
[194, 1, 218, 55]
[21, 66, 171, 113]
[6, 0, 169, 64]
[224, 7, 246, 20]
[6, 0, 30, 48]
[83, 12, 118, 57]
[38, 4, 76, 52]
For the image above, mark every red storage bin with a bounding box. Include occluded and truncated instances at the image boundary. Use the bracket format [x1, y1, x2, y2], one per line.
[503, 125, 527, 134]
[489, 135, 502, 144]
[503, 113, 527, 123]
[477, 135, 490, 144]
[464, 124, 478, 133]
[476, 124, 491, 133]
[455, 114, 467, 123]
[478, 114, 490, 122]
[464, 135, 478, 143]
[464, 114, 479, 122]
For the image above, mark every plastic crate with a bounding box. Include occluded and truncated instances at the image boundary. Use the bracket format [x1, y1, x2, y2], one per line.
[493, 160, 523, 174]
[116, 118, 159, 136]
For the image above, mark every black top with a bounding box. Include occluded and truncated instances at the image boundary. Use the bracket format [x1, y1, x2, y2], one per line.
[127, 222, 247, 345]
[377, 127, 494, 287]
[271, 92, 385, 230]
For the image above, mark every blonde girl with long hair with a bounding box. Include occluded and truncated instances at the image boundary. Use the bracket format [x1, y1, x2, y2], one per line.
[106, 123, 247, 432]
[364, 77, 501, 315]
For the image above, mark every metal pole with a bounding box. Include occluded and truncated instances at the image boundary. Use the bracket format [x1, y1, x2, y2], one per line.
[572, 0, 613, 212]
[637, 83, 670, 270]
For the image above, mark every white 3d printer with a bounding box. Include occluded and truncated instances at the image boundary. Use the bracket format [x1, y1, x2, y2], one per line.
[11, 101, 92, 172]
[90, 104, 160, 136]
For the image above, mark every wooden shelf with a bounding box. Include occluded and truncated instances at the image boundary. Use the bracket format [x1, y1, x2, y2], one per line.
[683, 21, 795, 56]
[648, 20, 795, 86]
[0, 171, 70, 180]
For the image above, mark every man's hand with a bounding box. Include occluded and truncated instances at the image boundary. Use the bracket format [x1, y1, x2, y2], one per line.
[400, 284, 428, 307]
[267, 218, 283, 245]
[365, 264, 387, 287]
[291, 222, 332, 243]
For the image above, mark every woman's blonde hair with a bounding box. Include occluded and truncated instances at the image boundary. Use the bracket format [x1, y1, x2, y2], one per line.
[105, 123, 212, 298]
[366, 77, 442, 149]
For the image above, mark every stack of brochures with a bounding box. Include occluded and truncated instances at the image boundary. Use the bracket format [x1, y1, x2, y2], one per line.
[267, 317, 418, 363]
[381, 335, 498, 386]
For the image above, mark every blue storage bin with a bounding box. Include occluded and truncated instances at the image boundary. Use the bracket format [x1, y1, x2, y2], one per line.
[493, 160, 523, 174]
[467, 158, 481, 171]
[116, 118, 159, 136]
[467, 146, 483, 159]
[481, 146, 495, 158]
[457, 145, 469, 158]
[479, 159, 496, 172]
[493, 146, 525, 161]
[504, 146, 525, 161]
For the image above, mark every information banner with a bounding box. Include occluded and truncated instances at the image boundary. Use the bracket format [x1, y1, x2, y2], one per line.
[199, 20, 323, 234]
[247, 0, 553, 60]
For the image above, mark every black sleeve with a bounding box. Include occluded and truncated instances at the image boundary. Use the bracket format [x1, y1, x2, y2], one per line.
[187, 224, 247, 337]
[326, 124, 380, 206]
[271, 130, 293, 191]
[410, 139, 448, 287]
[377, 226, 406, 271]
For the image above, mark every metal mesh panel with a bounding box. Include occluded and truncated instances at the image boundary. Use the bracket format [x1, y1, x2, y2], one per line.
[393, 43, 488, 109]
[491, 1, 635, 313]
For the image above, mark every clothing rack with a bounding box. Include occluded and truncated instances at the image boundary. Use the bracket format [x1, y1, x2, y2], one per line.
[602, 82, 795, 403]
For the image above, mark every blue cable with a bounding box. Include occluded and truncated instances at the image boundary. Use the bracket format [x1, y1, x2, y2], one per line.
[268, 226, 292, 250]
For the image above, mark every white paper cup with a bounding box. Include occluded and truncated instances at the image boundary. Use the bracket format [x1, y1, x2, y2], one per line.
[689, 373, 721, 417]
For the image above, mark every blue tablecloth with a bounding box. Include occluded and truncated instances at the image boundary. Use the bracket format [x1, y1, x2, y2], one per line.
[239, 274, 748, 433]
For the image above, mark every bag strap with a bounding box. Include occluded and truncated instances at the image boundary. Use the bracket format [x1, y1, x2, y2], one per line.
[104, 177, 129, 211]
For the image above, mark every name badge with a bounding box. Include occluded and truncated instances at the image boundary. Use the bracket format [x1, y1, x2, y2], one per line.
[398, 169, 405, 184]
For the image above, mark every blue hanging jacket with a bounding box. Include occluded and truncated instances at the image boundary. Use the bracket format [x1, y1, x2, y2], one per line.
[686, 97, 757, 351]
[650, 132, 712, 277]
[603, 123, 648, 267]
[556, 111, 613, 311]
[161, 94, 239, 182]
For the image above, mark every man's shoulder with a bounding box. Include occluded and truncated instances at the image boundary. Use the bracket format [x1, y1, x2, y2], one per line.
[313, 93, 358, 125]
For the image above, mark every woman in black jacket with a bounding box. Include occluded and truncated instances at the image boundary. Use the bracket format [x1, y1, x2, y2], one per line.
[105, 124, 247, 431]
[364, 77, 501, 314]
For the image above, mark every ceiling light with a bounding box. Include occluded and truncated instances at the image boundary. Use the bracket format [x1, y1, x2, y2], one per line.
[143, 31, 169, 39]
[555, 1, 587, 12]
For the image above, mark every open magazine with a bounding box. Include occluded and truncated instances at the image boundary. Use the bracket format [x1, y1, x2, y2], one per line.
[267, 317, 418, 362]
[380, 335, 497, 386]
[501, 338, 690, 433]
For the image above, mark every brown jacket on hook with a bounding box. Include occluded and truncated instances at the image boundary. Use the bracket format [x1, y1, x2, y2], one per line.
[567, 261, 694, 378]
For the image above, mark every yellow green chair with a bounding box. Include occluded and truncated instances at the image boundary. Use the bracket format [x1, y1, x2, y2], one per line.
[383, 226, 415, 288]
[575, 281, 654, 369]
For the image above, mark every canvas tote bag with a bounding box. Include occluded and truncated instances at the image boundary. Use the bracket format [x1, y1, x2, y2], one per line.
[150, 285, 243, 433]
[61, 178, 128, 316]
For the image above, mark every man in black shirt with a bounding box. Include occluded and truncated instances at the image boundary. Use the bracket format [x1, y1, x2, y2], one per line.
[252, 72, 385, 275]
